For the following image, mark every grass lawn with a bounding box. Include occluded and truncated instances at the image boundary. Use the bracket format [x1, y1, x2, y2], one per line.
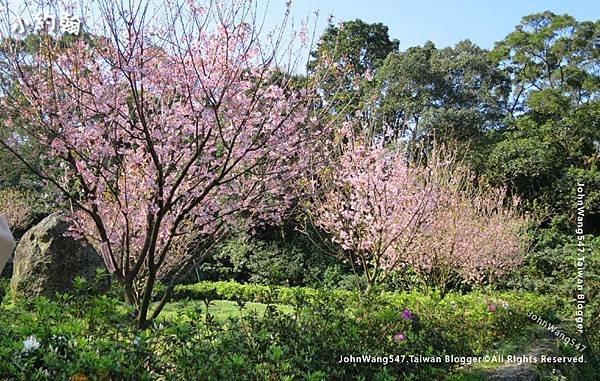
[156, 299, 294, 323]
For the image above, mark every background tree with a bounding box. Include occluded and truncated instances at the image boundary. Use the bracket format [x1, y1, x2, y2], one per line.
[486, 12, 600, 232]
[491, 11, 600, 116]
[366, 40, 509, 161]
[308, 19, 398, 118]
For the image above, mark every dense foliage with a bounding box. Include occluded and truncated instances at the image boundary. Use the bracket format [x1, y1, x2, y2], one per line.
[0, 279, 565, 380]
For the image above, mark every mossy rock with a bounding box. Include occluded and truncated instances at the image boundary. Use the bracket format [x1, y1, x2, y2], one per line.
[10, 213, 107, 298]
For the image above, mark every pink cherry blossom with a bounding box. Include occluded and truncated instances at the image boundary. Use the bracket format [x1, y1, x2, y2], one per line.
[312, 143, 530, 293]
[0, 0, 329, 328]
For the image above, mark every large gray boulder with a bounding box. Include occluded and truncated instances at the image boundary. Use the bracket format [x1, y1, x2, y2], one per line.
[10, 213, 106, 298]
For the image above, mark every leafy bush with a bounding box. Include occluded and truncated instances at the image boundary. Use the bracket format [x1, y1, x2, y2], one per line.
[501, 231, 600, 370]
[173, 280, 343, 305]
[0, 279, 563, 380]
[197, 230, 353, 289]
[173, 280, 560, 356]
[198, 232, 309, 286]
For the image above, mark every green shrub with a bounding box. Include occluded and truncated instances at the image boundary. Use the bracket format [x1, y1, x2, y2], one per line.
[173, 280, 354, 306]
[0, 278, 566, 380]
[197, 229, 354, 289]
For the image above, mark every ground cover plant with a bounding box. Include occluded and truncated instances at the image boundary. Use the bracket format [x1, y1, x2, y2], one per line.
[0, 278, 563, 380]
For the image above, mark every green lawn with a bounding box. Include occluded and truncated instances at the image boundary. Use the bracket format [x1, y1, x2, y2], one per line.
[156, 299, 294, 323]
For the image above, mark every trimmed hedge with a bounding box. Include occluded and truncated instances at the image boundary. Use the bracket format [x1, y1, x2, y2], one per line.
[173, 281, 351, 305]
[173, 281, 558, 320]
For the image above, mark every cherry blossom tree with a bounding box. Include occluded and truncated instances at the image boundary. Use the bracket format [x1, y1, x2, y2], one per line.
[312, 142, 530, 294]
[0, 0, 328, 327]
[408, 151, 531, 294]
[311, 141, 434, 291]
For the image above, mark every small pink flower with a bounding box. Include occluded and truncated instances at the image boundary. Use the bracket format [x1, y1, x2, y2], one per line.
[488, 303, 496, 313]
[393, 332, 406, 342]
[401, 309, 413, 320]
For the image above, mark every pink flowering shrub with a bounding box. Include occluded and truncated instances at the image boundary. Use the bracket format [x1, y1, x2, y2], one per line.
[409, 152, 531, 293]
[313, 143, 530, 293]
[312, 143, 434, 290]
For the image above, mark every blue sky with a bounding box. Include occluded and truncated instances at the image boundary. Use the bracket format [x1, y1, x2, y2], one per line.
[3, 0, 598, 55]
[266, 0, 600, 50]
